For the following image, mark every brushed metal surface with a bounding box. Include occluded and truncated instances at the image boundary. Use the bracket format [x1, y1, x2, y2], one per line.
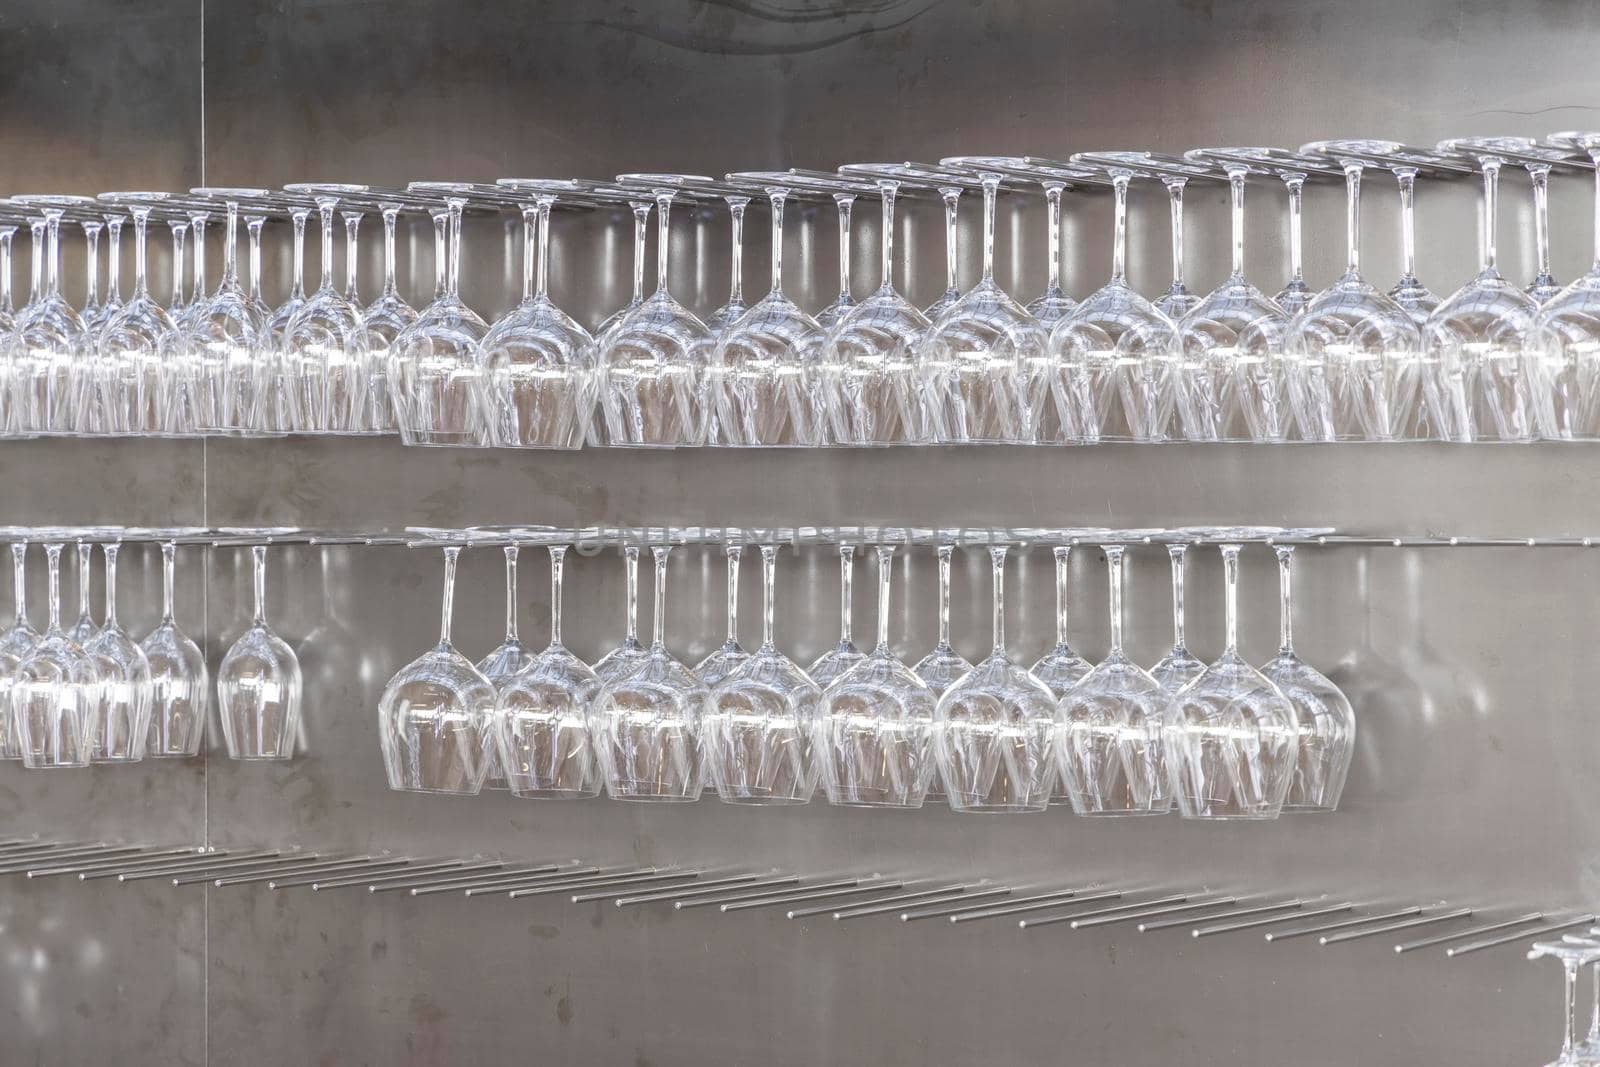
[2, 0, 1600, 1064]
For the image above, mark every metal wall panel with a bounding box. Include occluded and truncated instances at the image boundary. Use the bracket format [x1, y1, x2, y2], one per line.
[2, 1, 1600, 1063]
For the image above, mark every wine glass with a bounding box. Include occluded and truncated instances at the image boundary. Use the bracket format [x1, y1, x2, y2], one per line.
[1527, 938, 1600, 1067]
[922, 160, 1048, 445]
[392, 185, 490, 446]
[0, 542, 39, 760]
[808, 542, 867, 689]
[1025, 179, 1078, 326]
[1285, 141, 1424, 442]
[824, 167, 931, 445]
[593, 544, 708, 802]
[184, 188, 272, 436]
[704, 544, 819, 805]
[362, 200, 417, 436]
[912, 542, 974, 698]
[13, 541, 98, 769]
[694, 541, 749, 690]
[1167, 542, 1298, 820]
[925, 183, 963, 320]
[1422, 138, 1544, 442]
[1260, 545, 1354, 813]
[1273, 170, 1314, 316]
[1055, 544, 1171, 816]
[1048, 154, 1180, 443]
[10, 199, 92, 436]
[816, 542, 937, 808]
[263, 203, 311, 434]
[475, 544, 536, 790]
[494, 543, 603, 799]
[1175, 150, 1296, 443]
[709, 174, 827, 446]
[217, 545, 302, 761]
[66, 542, 97, 647]
[816, 192, 856, 328]
[1532, 132, 1600, 439]
[704, 195, 750, 334]
[597, 176, 713, 447]
[593, 198, 652, 343]
[1029, 542, 1094, 806]
[282, 185, 371, 435]
[143, 540, 209, 758]
[481, 180, 597, 450]
[1154, 177, 1201, 320]
[1149, 542, 1205, 692]
[378, 544, 496, 793]
[933, 543, 1054, 813]
[95, 196, 177, 437]
[592, 545, 649, 685]
[83, 542, 152, 763]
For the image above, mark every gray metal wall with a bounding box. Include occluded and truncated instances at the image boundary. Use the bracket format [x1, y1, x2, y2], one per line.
[2, 0, 1598, 1063]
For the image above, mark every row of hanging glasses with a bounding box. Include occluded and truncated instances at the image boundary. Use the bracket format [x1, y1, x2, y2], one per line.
[0, 531, 300, 768]
[379, 526, 1355, 819]
[7, 133, 1600, 445]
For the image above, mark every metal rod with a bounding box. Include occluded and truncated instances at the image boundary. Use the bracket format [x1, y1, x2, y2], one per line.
[824, 883, 992, 920]
[114, 851, 289, 882]
[296, 860, 473, 891]
[1320, 907, 1473, 946]
[25, 848, 204, 877]
[1447, 915, 1598, 958]
[220, 857, 405, 888]
[0, 840, 77, 853]
[570, 873, 711, 903]
[946, 888, 1115, 924]
[1264, 906, 1413, 942]
[1396, 912, 1546, 953]
[1073, 896, 1239, 930]
[1179, 899, 1315, 936]
[616, 875, 797, 907]
[896, 887, 1014, 921]
[511, 871, 701, 901]
[725, 881, 904, 915]
[417, 866, 608, 897]
[677, 878, 874, 911]
[0, 845, 144, 872]
[464, 867, 648, 897]
[364, 862, 516, 893]
[168, 854, 331, 884]
[1021, 894, 1189, 931]
[381, 864, 568, 894]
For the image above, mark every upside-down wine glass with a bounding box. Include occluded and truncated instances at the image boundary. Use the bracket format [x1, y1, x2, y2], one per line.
[0, 543, 38, 759]
[1260, 545, 1355, 812]
[593, 545, 649, 684]
[1029, 181, 1079, 326]
[392, 188, 489, 446]
[217, 546, 303, 761]
[933, 544, 1054, 813]
[1031, 544, 1092, 804]
[694, 542, 749, 689]
[1273, 170, 1314, 316]
[808, 543, 867, 689]
[1155, 177, 1201, 320]
[13, 542, 98, 768]
[1167, 542, 1298, 820]
[143, 541, 209, 758]
[705, 195, 750, 334]
[1286, 141, 1423, 442]
[12, 201, 90, 436]
[817, 543, 937, 808]
[83, 542, 151, 763]
[1527, 938, 1600, 1067]
[924, 162, 1047, 445]
[482, 182, 595, 450]
[1422, 138, 1543, 443]
[285, 188, 370, 435]
[1176, 152, 1293, 443]
[495, 544, 603, 799]
[925, 184, 963, 320]
[1055, 544, 1170, 816]
[710, 177, 826, 446]
[705, 544, 819, 805]
[815, 192, 856, 329]
[1532, 132, 1600, 440]
[96, 197, 174, 437]
[586, 199, 651, 448]
[824, 170, 929, 445]
[1149, 543, 1206, 692]
[363, 201, 416, 435]
[187, 189, 271, 436]
[1050, 157, 1179, 443]
[378, 545, 495, 793]
[263, 204, 310, 434]
[475, 544, 536, 790]
[67, 542, 97, 646]
[594, 545, 708, 802]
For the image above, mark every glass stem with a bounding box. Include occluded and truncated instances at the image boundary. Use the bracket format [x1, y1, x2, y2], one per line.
[760, 545, 777, 652]
[653, 192, 674, 298]
[381, 207, 399, 298]
[247, 217, 265, 304]
[874, 545, 894, 653]
[1044, 183, 1063, 294]
[1164, 177, 1187, 290]
[316, 199, 335, 292]
[1343, 165, 1361, 276]
[1286, 175, 1305, 283]
[878, 181, 898, 292]
[1053, 545, 1071, 649]
[726, 196, 747, 306]
[1588, 960, 1599, 1047]
[290, 209, 308, 301]
[446, 199, 464, 300]
[937, 545, 954, 652]
[1480, 158, 1500, 273]
[1110, 173, 1129, 285]
[168, 221, 186, 306]
[724, 545, 741, 645]
[104, 218, 122, 305]
[534, 198, 553, 301]
[518, 206, 535, 303]
[940, 187, 961, 294]
[76, 543, 92, 622]
[342, 212, 361, 303]
[27, 220, 41, 304]
[650, 546, 669, 651]
[1396, 169, 1419, 282]
[1591, 151, 1600, 272]
[839, 546, 854, 645]
[1530, 164, 1553, 284]
[1105, 546, 1125, 656]
[190, 215, 207, 299]
[102, 544, 119, 628]
[502, 546, 519, 642]
[45, 544, 61, 631]
[768, 190, 786, 296]
[1275, 546, 1295, 655]
[628, 202, 650, 304]
[82, 222, 101, 312]
[435, 546, 459, 645]
[44, 211, 61, 298]
[131, 210, 150, 299]
[1221, 544, 1241, 655]
[989, 546, 1007, 656]
[252, 546, 269, 627]
[0, 228, 13, 313]
[548, 546, 565, 648]
[980, 175, 999, 283]
[11, 544, 26, 626]
[623, 546, 639, 645]
[160, 542, 176, 622]
[1565, 959, 1580, 1061]
[221, 202, 239, 287]
[834, 194, 854, 301]
[1167, 545, 1188, 651]
[429, 209, 447, 301]
[1229, 168, 1247, 280]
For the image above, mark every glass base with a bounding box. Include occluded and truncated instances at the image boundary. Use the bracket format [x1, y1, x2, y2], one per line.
[826, 798, 923, 810]
[715, 794, 810, 806]
[509, 787, 600, 800]
[607, 793, 700, 803]
[1075, 808, 1170, 817]
[949, 801, 1049, 814]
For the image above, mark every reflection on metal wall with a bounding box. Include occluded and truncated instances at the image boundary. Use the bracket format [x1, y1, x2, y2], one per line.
[2, 0, 1600, 1063]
